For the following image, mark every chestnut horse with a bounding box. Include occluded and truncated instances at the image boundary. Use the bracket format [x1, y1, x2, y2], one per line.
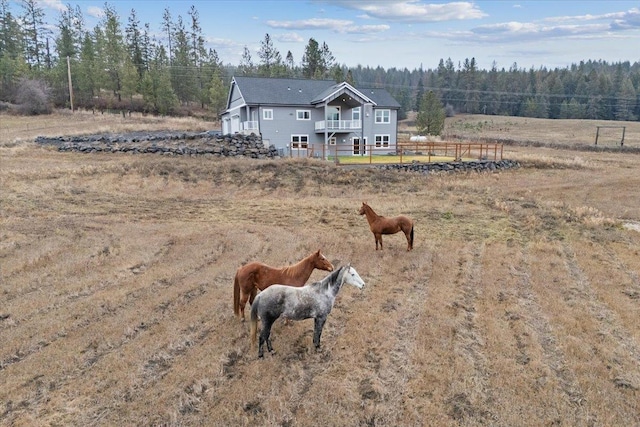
[358, 202, 414, 251]
[233, 250, 334, 321]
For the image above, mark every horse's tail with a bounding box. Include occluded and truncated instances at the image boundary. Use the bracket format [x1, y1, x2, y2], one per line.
[249, 297, 259, 348]
[410, 223, 415, 249]
[233, 273, 240, 318]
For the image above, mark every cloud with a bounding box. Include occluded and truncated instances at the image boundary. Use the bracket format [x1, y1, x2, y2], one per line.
[38, 0, 66, 12]
[274, 32, 305, 43]
[267, 18, 389, 34]
[321, 0, 487, 22]
[427, 8, 640, 45]
[86, 6, 105, 19]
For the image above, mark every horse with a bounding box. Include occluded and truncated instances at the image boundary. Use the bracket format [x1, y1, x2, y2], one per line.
[249, 264, 365, 358]
[358, 202, 414, 251]
[233, 250, 334, 321]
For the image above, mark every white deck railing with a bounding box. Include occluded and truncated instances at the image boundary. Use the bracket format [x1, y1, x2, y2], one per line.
[315, 120, 361, 131]
[242, 121, 259, 132]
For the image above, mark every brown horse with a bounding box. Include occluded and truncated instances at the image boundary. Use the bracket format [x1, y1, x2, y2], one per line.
[233, 250, 334, 321]
[359, 202, 414, 251]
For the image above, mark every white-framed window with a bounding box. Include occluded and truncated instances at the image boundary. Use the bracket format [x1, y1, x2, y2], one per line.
[375, 134, 390, 148]
[291, 134, 309, 149]
[328, 137, 336, 145]
[263, 109, 273, 120]
[375, 109, 390, 124]
[352, 107, 361, 121]
[296, 110, 311, 120]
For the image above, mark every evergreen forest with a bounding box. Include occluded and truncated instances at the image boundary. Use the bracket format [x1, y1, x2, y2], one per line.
[1, 1, 638, 122]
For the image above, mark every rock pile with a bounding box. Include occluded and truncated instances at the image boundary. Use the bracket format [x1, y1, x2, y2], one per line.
[35, 131, 280, 159]
[377, 159, 520, 174]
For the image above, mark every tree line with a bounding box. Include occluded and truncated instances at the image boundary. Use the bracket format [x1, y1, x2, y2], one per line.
[1, 0, 638, 122]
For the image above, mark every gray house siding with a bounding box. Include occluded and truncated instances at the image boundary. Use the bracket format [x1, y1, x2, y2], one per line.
[221, 76, 400, 157]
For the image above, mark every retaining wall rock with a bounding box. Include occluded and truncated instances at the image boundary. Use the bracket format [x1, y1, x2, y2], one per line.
[35, 131, 280, 159]
[376, 159, 520, 174]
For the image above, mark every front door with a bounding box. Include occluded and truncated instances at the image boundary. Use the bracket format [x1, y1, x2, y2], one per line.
[353, 137, 366, 155]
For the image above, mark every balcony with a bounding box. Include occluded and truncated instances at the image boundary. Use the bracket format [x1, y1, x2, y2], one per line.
[315, 120, 361, 132]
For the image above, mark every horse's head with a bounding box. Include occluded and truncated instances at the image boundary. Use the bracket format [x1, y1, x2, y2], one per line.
[358, 202, 367, 215]
[342, 264, 365, 290]
[313, 250, 334, 272]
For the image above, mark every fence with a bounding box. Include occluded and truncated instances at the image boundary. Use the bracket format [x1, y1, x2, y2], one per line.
[288, 141, 503, 165]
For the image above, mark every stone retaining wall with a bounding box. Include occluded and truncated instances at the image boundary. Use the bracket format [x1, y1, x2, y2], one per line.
[35, 131, 279, 159]
[377, 159, 520, 174]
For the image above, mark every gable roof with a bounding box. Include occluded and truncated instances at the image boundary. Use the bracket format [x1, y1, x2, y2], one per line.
[231, 76, 400, 109]
[310, 81, 374, 106]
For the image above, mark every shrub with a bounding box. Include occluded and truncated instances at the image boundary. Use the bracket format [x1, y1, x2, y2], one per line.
[16, 78, 52, 115]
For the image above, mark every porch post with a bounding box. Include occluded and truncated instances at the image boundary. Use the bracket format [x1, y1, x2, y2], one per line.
[324, 101, 328, 160]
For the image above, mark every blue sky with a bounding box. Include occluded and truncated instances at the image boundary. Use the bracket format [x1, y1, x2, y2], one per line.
[16, 0, 640, 71]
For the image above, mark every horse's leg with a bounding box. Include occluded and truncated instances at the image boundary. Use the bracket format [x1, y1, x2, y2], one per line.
[404, 228, 412, 251]
[313, 316, 327, 349]
[239, 288, 251, 322]
[375, 233, 383, 250]
[259, 316, 276, 358]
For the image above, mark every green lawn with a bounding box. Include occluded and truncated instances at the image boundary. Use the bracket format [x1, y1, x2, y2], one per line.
[328, 154, 460, 164]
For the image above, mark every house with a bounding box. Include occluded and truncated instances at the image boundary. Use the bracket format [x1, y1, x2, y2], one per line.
[220, 76, 401, 157]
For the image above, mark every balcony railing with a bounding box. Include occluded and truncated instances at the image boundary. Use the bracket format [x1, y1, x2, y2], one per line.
[315, 120, 361, 131]
[241, 121, 259, 134]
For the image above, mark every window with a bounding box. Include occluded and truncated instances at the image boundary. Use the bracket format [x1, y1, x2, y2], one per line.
[375, 135, 390, 148]
[291, 135, 309, 149]
[328, 137, 336, 145]
[263, 109, 273, 120]
[375, 109, 390, 124]
[352, 107, 361, 121]
[296, 110, 311, 120]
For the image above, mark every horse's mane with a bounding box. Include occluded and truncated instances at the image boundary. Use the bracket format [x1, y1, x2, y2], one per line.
[311, 265, 345, 290]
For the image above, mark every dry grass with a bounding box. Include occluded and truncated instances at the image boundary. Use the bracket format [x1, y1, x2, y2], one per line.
[0, 110, 215, 145]
[1, 114, 640, 426]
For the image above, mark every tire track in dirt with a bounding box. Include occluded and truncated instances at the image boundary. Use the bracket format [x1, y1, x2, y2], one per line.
[0, 238, 180, 368]
[445, 242, 498, 424]
[1, 236, 176, 333]
[367, 259, 431, 426]
[2, 266, 227, 424]
[0, 235, 226, 401]
[561, 243, 640, 390]
[510, 245, 588, 409]
[601, 243, 640, 302]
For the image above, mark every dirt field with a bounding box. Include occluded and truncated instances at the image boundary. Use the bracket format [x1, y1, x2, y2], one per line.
[1, 112, 639, 426]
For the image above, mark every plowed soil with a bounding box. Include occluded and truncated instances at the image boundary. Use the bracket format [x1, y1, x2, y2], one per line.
[1, 114, 639, 426]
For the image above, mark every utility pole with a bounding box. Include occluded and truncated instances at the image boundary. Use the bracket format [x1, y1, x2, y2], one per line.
[67, 56, 74, 112]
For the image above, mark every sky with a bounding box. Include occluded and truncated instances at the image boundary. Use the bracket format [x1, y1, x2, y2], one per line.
[14, 0, 640, 71]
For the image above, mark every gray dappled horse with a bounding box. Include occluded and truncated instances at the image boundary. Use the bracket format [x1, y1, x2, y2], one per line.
[249, 264, 365, 358]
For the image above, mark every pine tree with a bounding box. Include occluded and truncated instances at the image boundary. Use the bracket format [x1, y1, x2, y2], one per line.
[126, 9, 144, 78]
[76, 30, 97, 105]
[285, 50, 294, 75]
[209, 67, 226, 116]
[171, 15, 195, 104]
[20, 0, 49, 69]
[161, 8, 172, 62]
[616, 75, 637, 121]
[416, 91, 445, 136]
[257, 33, 282, 77]
[301, 38, 321, 79]
[238, 46, 254, 76]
